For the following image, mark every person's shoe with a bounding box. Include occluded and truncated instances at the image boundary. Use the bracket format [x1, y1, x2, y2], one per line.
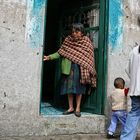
[106, 133, 116, 139]
[74, 111, 81, 117]
[63, 110, 74, 115]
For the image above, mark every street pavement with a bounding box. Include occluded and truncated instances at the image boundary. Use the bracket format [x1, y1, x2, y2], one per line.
[0, 134, 119, 140]
[0, 134, 140, 140]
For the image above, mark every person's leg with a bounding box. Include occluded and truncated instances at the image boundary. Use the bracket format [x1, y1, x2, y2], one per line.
[63, 94, 74, 115]
[74, 94, 82, 117]
[117, 110, 127, 128]
[76, 94, 82, 112]
[108, 112, 118, 135]
[120, 96, 140, 140]
[67, 94, 74, 112]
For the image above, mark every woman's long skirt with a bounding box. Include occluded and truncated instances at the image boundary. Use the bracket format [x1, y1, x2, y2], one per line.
[60, 63, 86, 95]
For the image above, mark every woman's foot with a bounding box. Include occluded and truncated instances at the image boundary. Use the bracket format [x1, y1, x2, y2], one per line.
[74, 107, 81, 117]
[74, 111, 81, 117]
[63, 108, 74, 115]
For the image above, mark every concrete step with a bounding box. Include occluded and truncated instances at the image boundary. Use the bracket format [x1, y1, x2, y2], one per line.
[42, 114, 106, 135]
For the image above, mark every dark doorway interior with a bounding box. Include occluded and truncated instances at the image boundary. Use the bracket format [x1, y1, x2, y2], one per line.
[41, 0, 104, 115]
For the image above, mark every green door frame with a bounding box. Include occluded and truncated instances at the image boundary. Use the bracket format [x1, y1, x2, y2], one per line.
[97, 0, 109, 114]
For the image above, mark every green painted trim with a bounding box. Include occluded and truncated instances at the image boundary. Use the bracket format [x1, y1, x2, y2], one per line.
[102, 0, 109, 114]
[39, 0, 48, 114]
[95, 0, 109, 114]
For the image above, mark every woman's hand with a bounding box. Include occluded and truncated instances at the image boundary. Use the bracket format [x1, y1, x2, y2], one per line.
[43, 55, 50, 61]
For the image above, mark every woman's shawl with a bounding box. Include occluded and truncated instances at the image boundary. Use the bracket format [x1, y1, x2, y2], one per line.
[58, 35, 96, 87]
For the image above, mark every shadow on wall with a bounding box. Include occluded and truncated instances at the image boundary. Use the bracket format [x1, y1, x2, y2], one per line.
[137, 15, 140, 26]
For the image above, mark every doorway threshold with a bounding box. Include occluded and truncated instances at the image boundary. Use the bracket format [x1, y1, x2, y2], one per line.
[40, 102, 93, 116]
[41, 102, 64, 115]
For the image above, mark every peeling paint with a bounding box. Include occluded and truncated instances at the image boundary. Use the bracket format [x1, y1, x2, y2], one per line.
[26, 0, 47, 48]
[109, 0, 123, 49]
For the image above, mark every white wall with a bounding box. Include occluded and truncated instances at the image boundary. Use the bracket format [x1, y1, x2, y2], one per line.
[0, 0, 44, 136]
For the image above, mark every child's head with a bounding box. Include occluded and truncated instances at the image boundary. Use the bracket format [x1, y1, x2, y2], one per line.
[114, 77, 125, 89]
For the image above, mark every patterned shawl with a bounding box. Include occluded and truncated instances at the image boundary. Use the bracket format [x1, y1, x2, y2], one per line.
[58, 35, 96, 87]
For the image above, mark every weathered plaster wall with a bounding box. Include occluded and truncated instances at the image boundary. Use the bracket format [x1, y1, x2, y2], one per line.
[107, 0, 140, 93]
[0, 0, 105, 137]
[123, 0, 140, 46]
[26, 0, 46, 48]
[0, 0, 45, 136]
[107, 0, 140, 119]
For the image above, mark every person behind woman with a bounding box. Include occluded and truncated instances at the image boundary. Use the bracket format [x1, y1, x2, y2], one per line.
[44, 23, 96, 117]
[120, 45, 140, 140]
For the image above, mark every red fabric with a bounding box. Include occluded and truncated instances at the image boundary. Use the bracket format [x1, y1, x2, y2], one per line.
[124, 88, 129, 96]
[58, 35, 96, 87]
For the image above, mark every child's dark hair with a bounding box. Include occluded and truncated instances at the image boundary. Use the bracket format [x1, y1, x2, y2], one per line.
[114, 77, 125, 89]
[71, 23, 85, 35]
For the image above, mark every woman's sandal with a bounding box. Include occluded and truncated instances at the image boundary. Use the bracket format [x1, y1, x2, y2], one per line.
[74, 111, 81, 117]
[63, 110, 74, 115]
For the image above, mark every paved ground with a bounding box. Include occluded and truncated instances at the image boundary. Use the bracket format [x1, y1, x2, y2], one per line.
[0, 134, 140, 140]
[0, 134, 119, 140]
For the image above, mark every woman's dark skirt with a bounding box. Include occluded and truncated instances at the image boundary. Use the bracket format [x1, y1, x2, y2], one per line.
[60, 63, 86, 95]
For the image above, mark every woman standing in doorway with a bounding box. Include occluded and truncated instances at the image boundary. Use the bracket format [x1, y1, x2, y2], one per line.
[44, 23, 96, 117]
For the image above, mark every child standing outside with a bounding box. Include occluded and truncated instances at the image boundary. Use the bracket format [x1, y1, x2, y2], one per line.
[107, 77, 129, 138]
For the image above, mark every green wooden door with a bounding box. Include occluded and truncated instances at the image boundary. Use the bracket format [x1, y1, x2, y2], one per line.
[81, 0, 108, 114]
[53, 0, 108, 114]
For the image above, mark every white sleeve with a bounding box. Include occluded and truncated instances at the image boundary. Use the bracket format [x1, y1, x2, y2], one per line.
[125, 59, 130, 78]
[125, 51, 133, 78]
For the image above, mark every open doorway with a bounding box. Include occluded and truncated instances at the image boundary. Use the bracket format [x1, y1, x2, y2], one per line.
[41, 0, 107, 115]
